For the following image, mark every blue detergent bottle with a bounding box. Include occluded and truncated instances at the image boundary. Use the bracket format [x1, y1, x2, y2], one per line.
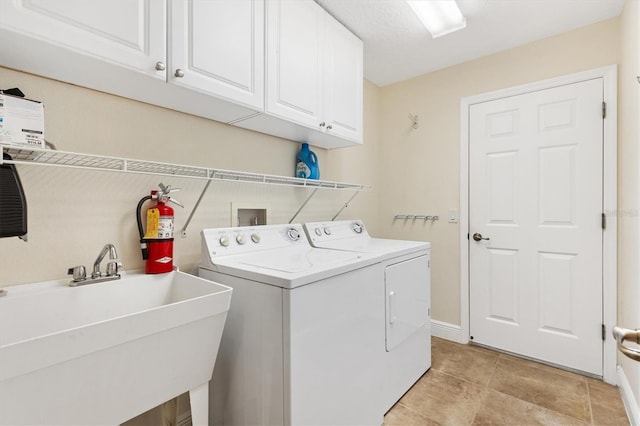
[296, 142, 319, 179]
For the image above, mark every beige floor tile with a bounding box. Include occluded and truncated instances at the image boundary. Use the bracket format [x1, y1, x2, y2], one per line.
[384, 402, 441, 426]
[390, 338, 628, 425]
[398, 369, 486, 426]
[488, 357, 591, 422]
[588, 381, 630, 425]
[432, 338, 499, 386]
[472, 389, 589, 426]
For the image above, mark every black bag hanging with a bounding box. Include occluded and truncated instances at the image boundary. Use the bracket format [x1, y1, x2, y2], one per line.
[0, 153, 28, 240]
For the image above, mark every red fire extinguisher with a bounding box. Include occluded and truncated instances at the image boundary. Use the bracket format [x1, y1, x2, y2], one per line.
[136, 183, 183, 274]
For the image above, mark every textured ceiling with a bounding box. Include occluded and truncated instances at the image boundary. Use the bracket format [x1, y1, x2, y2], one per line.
[316, 0, 625, 87]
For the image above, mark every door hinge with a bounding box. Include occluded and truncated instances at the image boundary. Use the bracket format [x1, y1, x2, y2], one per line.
[602, 101, 607, 119]
[467, 233, 469, 240]
[602, 213, 606, 230]
[602, 324, 606, 341]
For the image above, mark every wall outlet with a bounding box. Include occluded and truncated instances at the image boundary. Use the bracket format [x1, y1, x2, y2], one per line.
[448, 209, 458, 223]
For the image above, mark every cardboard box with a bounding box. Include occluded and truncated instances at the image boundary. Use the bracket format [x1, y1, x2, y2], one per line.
[0, 94, 45, 149]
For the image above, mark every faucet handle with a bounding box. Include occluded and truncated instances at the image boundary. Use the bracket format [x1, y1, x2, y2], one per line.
[68, 265, 87, 282]
[106, 261, 122, 277]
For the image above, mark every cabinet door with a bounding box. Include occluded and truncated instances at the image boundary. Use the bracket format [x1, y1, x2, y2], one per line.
[265, 0, 323, 128]
[323, 16, 363, 143]
[0, 0, 166, 80]
[170, 0, 264, 110]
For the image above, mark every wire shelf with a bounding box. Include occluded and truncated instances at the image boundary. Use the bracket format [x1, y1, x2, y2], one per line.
[1, 145, 370, 191]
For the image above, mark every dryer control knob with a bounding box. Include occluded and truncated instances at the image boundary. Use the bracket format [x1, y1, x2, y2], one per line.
[219, 236, 230, 247]
[287, 227, 300, 241]
[236, 234, 246, 245]
[314, 227, 322, 236]
[323, 227, 332, 235]
[251, 233, 260, 243]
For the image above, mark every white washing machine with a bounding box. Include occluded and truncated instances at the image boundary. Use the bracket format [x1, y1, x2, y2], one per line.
[304, 220, 431, 413]
[199, 224, 385, 426]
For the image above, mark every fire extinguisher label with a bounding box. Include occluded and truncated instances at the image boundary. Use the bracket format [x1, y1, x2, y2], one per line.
[157, 216, 174, 239]
[144, 209, 174, 239]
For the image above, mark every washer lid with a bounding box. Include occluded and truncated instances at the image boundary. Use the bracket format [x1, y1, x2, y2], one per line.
[209, 245, 379, 289]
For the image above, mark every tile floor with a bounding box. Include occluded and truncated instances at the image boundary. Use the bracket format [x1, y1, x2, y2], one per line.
[384, 337, 629, 426]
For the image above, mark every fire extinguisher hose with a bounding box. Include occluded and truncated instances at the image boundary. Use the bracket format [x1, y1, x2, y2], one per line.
[136, 195, 153, 260]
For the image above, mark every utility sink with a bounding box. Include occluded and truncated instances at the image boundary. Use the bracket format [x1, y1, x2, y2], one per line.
[0, 270, 232, 425]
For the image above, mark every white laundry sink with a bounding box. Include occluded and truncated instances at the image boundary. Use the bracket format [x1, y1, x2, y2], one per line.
[0, 270, 232, 425]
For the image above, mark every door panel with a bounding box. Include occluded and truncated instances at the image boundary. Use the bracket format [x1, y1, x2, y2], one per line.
[170, 0, 264, 108]
[0, 0, 166, 78]
[265, 0, 323, 126]
[385, 255, 430, 351]
[469, 78, 603, 375]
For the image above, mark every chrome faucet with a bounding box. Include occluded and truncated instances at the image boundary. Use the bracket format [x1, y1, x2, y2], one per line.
[92, 243, 118, 278]
[68, 243, 122, 287]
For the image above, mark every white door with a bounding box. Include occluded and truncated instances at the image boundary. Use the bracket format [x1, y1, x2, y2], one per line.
[0, 0, 166, 79]
[469, 79, 604, 375]
[170, 0, 264, 109]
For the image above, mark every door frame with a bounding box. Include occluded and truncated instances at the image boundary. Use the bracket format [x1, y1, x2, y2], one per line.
[459, 65, 618, 384]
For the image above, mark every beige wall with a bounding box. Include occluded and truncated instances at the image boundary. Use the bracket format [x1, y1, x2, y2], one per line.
[0, 69, 380, 286]
[377, 17, 621, 326]
[618, 0, 640, 411]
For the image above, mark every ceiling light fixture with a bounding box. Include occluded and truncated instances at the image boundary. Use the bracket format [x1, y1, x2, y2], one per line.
[407, 0, 467, 38]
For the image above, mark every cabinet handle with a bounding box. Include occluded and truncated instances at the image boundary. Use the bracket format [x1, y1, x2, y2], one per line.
[319, 122, 326, 128]
[326, 125, 332, 130]
[155, 61, 166, 71]
[174, 69, 185, 78]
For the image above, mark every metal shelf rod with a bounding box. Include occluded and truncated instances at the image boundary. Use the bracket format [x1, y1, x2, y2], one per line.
[180, 180, 212, 238]
[331, 191, 361, 221]
[288, 188, 319, 224]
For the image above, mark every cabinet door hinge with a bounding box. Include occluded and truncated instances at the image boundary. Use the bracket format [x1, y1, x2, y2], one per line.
[602, 324, 606, 341]
[602, 101, 607, 119]
[602, 213, 606, 230]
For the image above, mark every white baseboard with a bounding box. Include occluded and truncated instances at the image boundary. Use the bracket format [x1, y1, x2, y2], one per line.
[431, 319, 466, 343]
[617, 365, 639, 425]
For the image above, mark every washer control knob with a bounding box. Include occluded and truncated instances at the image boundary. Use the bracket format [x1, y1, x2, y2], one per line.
[287, 227, 301, 241]
[315, 227, 322, 236]
[251, 233, 260, 243]
[236, 234, 246, 245]
[219, 236, 230, 247]
[323, 227, 332, 236]
[352, 222, 363, 234]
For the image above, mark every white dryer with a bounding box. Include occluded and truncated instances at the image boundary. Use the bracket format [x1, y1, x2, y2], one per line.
[199, 224, 385, 426]
[304, 220, 431, 413]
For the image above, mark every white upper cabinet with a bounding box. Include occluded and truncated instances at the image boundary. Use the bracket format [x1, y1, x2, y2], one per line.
[0, 0, 166, 80]
[322, 14, 363, 142]
[264, 0, 363, 143]
[170, 0, 264, 110]
[0, 0, 260, 123]
[265, 0, 323, 128]
[0, 0, 363, 148]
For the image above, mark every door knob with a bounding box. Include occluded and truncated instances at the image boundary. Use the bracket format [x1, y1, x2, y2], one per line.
[472, 233, 490, 242]
[613, 326, 640, 361]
